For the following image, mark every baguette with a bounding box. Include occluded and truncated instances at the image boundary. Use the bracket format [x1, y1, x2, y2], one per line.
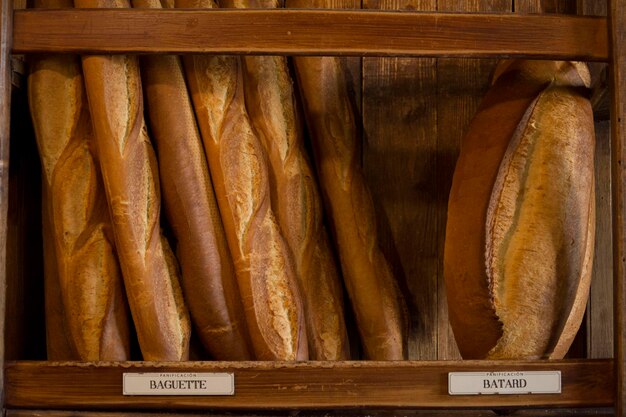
[444, 60, 595, 359]
[222, 0, 348, 360]
[290, 13, 408, 359]
[134, 0, 252, 360]
[29, 0, 130, 360]
[178, 0, 307, 360]
[31, 0, 77, 362]
[75, 0, 191, 361]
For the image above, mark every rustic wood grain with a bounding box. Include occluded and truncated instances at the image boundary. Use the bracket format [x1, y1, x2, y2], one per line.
[362, 0, 437, 361]
[579, 0, 608, 15]
[10, 9, 608, 60]
[435, 0, 512, 361]
[589, 121, 614, 359]
[0, 0, 12, 406]
[592, 66, 610, 121]
[3, 408, 616, 417]
[4, 360, 614, 409]
[517, 0, 577, 13]
[610, 0, 626, 415]
[578, 0, 613, 362]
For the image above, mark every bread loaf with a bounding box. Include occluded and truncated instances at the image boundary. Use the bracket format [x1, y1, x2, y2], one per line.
[31, 0, 78, 362]
[222, 0, 348, 361]
[134, 0, 252, 360]
[290, 9, 408, 359]
[444, 60, 595, 360]
[178, 0, 307, 360]
[75, 0, 191, 361]
[29, 0, 130, 361]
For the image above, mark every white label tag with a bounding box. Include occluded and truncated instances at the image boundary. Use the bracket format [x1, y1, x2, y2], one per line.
[123, 372, 234, 396]
[448, 371, 561, 395]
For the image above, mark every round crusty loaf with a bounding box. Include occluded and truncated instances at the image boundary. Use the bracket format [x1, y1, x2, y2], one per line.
[444, 60, 595, 360]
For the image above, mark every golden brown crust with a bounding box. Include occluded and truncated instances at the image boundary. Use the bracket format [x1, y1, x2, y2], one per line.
[444, 60, 595, 360]
[178, 0, 307, 359]
[292, 48, 408, 360]
[223, 0, 348, 360]
[32, 0, 81, 359]
[41, 185, 76, 360]
[135, 0, 252, 360]
[76, 0, 191, 361]
[28, 46, 130, 360]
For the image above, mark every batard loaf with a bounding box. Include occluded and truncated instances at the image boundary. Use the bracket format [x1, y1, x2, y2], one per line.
[444, 60, 595, 359]
[29, 0, 130, 360]
[178, 0, 307, 360]
[290, 2, 408, 360]
[222, 0, 349, 361]
[75, 0, 191, 361]
[134, 0, 252, 360]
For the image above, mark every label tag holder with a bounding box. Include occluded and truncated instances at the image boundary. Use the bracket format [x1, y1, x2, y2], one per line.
[448, 371, 561, 395]
[123, 372, 235, 396]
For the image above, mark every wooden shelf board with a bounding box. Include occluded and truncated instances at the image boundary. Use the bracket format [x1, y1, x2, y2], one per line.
[3, 408, 618, 416]
[4, 359, 614, 410]
[11, 9, 608, 59]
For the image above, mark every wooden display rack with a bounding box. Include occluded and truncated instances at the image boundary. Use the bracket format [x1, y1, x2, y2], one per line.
[0, 1, 624, 415]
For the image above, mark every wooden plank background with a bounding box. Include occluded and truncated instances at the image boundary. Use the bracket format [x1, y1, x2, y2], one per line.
[579, 0, 613, 361]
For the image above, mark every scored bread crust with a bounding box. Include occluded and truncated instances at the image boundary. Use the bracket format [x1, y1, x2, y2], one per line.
[28, 0, 131, 359]
[179, 0, 307, 361]
[135, 0, 252, 360]
[75, 0, 191, 361]
[223, 0, 349, 361]
[444, 60, 595, 359]
[291, 27, 408, 359]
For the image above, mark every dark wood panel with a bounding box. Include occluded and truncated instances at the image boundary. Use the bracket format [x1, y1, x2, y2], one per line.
[588, 121, 614, 359]
[579, 0, 613, 365]
[0, 0, 13, 406]
[435, 0, 512, 361]
[4, 408, 617, 417]
[4, 360, 615, 409]
[11, 9, 608, 60]
[362, 0, 438, 361]
[609, 0, 626, 415]
[579, 0, 608, 15]
[5, 85, 45, 362]
[515, 0, 576, 13]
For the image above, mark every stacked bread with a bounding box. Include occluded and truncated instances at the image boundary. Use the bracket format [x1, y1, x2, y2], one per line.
[31, 5, 594, 364]
[221, 0, 349, 361]
[28, 0, 409, 361]
[29, 0, 131, 361]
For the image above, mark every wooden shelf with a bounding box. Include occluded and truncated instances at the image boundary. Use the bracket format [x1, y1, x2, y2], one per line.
[12, 9, 608, 59]
[4, 360, 614, 410]
[2, 2, 625, 416]
[2, 411, 617, 417]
